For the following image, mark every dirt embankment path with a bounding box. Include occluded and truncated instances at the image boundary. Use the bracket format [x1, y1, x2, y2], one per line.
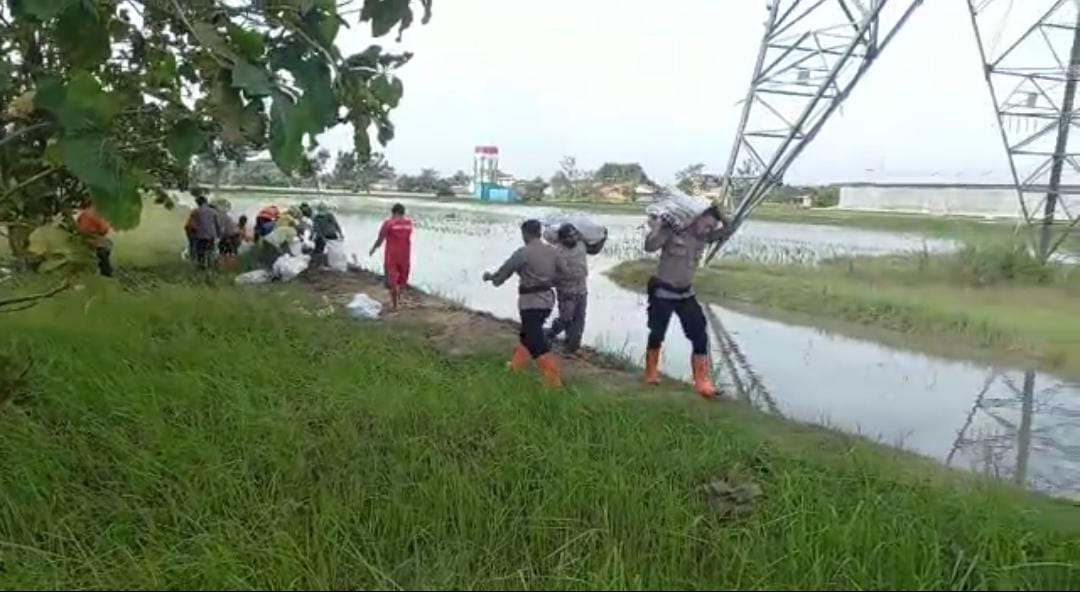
[300, 269, 648, 392]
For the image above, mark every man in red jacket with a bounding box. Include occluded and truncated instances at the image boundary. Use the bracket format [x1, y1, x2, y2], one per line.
[369, 203, 413, 311]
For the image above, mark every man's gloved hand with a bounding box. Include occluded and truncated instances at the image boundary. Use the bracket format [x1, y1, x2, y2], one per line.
[658, 211, 680, 228]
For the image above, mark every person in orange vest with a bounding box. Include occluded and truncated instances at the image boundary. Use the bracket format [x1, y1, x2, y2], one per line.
[76, 199, 113, 277]
[369, 203, 413, 311]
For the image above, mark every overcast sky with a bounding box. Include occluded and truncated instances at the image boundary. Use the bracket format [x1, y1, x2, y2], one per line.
[320, 0, 1028, 184]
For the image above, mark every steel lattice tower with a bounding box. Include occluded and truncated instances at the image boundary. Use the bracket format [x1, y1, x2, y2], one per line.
[709, 0, 1080, 263]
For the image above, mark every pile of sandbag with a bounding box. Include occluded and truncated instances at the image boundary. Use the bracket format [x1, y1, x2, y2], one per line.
[272, 253, 310, 282]
[645, 185, 714, 230]
[541, 213, 609, 255]
[346, 293, 383, 319]
[325, 239, 348, 272]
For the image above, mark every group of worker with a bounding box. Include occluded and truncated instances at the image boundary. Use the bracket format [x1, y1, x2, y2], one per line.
[181, 195, 352, 272]
[485, 205, 727, 398]
[74, 190, 723, 397]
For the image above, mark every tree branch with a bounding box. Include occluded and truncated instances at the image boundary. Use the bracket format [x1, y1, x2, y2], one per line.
[0, 122, 51, 150]
[0, 168, 57, 205]
[0, 281, 70, 313]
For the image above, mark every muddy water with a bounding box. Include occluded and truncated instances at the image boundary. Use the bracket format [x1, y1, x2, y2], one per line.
[230, 194, 1080, 500]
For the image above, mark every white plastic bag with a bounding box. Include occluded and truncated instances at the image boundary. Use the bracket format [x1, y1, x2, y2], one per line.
[646, 185, 713, 230]
[326, 239, 348, 272]
[346, 293, 383, 319]
[542, 213, 609, 255]
[234, 269, 271, 285]
[272, 253, 310, 282]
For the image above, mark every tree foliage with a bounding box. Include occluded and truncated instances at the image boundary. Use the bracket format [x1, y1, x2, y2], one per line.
[397, 167, 444, 194]
[550, 155, 586, 201]
[594, 162, 651, 186]
[513, 176, 548, 202]
[675, 163, 706, 195]
[327, 149, 394, 191]
[0, 0, 432, 263]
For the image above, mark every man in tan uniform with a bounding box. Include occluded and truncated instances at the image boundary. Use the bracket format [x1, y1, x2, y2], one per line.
[643, 206, 728, 398]
[483, 219, 562, 388]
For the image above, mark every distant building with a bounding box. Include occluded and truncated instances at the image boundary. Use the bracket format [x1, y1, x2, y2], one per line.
[837, 181, 1080, 219]
[472, 145, 517, 202]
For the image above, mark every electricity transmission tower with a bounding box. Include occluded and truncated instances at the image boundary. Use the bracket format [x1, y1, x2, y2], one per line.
[967, 0, 1080, 260]
[709, 0, 1080, 263]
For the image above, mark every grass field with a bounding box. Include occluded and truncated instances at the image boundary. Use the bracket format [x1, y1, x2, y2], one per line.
[752, 204, 1080, 254]
[611, 248, 1080, 375]
[2, 278, 1079, 589]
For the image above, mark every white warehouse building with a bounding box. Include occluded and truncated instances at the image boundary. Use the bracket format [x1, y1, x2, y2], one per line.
[837, 182, 1080, 219]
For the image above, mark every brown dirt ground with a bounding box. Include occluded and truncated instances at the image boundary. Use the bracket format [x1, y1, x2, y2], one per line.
[299, 268, 648, 392]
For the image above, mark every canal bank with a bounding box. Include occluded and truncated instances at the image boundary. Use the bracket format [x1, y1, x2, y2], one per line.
[5, 267, 1080, 588]
[179, 191, 1080, 499]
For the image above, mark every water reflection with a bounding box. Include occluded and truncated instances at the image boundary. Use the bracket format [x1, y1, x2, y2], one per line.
[222, 193, 1080, 499]
[946, 370, 1080, 498]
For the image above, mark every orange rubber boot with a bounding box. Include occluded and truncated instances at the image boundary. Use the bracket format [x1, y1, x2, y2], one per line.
[508, 344, 530, 371]
[536, 353, 563, 388]
[691, 354, 717, 398]
[644, 348, 661, 385]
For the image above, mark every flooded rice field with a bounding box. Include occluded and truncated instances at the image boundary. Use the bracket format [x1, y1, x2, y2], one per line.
[229, 193, 1080, 500]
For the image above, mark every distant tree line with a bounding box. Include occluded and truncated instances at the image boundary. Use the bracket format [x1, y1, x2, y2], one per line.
[192, 151, 838, 206]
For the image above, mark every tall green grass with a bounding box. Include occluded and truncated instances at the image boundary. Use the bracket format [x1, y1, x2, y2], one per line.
[2, 281, 1079, 589]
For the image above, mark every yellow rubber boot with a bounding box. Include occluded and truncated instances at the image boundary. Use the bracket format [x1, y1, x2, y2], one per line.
[536, 353, 564, 388]
[644, 348, 661, 385]
[691, 354, 718, 398]
[508, 344, 530, 371]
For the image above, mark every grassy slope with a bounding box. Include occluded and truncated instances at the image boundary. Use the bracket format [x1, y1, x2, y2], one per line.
[609, 257, 1080, 375]
[2, 279, 1079, 589]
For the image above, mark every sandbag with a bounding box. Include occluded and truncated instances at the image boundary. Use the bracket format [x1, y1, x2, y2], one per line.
[542, 213, 609, 255]
[234, 269, 271, 285]
[346, 293, 383, 319]
[646, 185, 713, 230]
[326, 239, 348, 272]
[272, 253, 310, 282]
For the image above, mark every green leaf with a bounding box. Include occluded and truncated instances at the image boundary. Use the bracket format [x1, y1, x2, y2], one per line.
[273, 44, 337, 132]
[296, 63, 337, 130]
[22, 0, 76, 20]
[147, 51, 178, 87]
[270, 92, 310, 173]
[93, 185, 142, 231]
[239, 101, 266, 143]
[57, 3, 110, 68]
[166, 120, 205, 164]
[0, 62, 13, 93]
[376, 119, 394, 145]
[57, 135, 142, 230]
[207, 78, 246, 143]
[231, 60, 272, 97]
[35, 73, 120, 133]
[364, 0, 412, 38]
[228, 25, 265, 61]
[371, 75, 403, 108]
[300, 8, 340, 53]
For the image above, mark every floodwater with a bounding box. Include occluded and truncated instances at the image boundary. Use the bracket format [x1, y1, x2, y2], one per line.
[229, 193, 1080, 500]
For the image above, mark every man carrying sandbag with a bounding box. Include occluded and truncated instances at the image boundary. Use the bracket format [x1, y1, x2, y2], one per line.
[642, 205, 729, 398]
[547, 223, 589, 354]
